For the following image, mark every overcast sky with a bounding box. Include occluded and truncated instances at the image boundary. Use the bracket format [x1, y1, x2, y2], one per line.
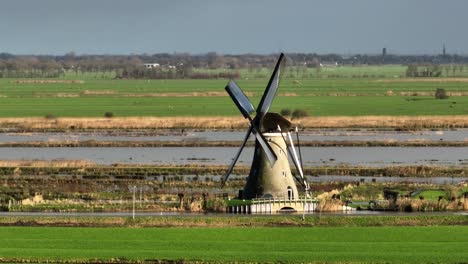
[1, 0, 467, 55]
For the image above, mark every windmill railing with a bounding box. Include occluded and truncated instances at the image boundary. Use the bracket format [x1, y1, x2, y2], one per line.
[251, 197, 318, 205]
[227, 197, 319, 214]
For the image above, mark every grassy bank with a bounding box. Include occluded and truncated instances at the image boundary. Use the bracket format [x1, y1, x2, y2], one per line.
[2, 139, 468, 147]
[0, 224, 466, 263]
[0, 164, 466, 178]
[0, 215, 467, 227]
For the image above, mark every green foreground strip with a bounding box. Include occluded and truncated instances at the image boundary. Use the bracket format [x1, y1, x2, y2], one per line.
[1, 215, 466, 227]
[0, 226, 467, 263]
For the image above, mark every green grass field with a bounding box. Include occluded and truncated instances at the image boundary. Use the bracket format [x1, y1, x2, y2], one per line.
[0, 226, 466, 263]
[0, 77, 467, 117]
[3, 78, 468, 96]
[194, 65, 468, 79]
[413, 190, 449, 200]
[1, 64, 468, 117]
[0, 95, 466, 117]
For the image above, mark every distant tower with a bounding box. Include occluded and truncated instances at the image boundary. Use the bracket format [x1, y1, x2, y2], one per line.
[382, 48, 387, 63]
[443, 44, 446, 56]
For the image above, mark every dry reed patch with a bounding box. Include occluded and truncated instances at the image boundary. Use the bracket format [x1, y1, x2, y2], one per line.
[0, 159, 95, 167]
[81, 90, 117, 95]
[447, 92, 468, 96]
[399, 91, 468, 96]
[295, 115, 468, 128]
[21, 194, 45, 206]
[12, 80, 84, 84]
[121, 91, 253, 97]
[0, 94, 7, 98]
[375, 78, 468, 83]
[305, 93, 378, 96]
[123, 92, 213, 97]
[52, 93, 80, 98]
[399, 92, 433, 96]
[1, 115, 467, 130]
[326, 93, 359, 96]
[0, 116, 247, 130]
[278, 92, 298, 96]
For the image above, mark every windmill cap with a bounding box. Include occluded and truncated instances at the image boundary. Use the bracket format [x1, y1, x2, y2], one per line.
[261, 112, 292, 132]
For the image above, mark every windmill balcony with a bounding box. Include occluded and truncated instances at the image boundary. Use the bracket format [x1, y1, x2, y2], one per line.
[227, 197, 319, 214]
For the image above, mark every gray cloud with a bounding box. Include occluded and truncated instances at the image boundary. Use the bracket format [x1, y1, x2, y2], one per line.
[0, 0, 467, 55]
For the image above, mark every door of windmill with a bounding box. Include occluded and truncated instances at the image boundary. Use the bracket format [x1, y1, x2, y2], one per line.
[287, 186, 293, 200]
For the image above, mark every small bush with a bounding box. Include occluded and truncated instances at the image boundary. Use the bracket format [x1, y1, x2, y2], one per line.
[45, 113, 56, 119]
[435, 88, 448, 99]
[280, 108, 291, 116]
[104, 112, 114, 118]
[291, 109, 308, 119]
[204, 198, 227, 212]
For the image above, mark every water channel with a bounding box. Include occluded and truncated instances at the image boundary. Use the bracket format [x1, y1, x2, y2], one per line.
[0, 146, 466, 166]
[0, 129, 467, 142]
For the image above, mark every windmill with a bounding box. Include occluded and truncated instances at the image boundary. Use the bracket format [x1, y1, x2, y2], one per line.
[222, 53, 309, 201]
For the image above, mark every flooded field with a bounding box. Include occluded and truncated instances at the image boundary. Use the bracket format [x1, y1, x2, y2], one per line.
[0, 128, 467, 143]
[1, 129, 466, 170]
[0, 146, 466, 166]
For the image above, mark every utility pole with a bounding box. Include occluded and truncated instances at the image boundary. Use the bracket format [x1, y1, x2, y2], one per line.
[139, 186, 142, 207]
[132, 185, 136, 220]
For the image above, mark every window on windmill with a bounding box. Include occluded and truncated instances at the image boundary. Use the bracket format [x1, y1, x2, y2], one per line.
[282, 170, 286, 177]
[279, 149, 283, 155]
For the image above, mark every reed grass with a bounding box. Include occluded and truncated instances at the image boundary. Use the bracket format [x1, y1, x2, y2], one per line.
[1, 115, 467, 131]
[0, 162, 465, 177]
[296, 115, 468, 129]
[0, 160, 95, 167]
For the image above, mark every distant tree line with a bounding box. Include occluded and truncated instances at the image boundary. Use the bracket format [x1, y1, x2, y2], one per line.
[405, 64, 465, 77]
[405, 64, 442, 77]
[0, 54, 63, 78]
[117, 66, 240, 79]
[1, 51, 468, 79]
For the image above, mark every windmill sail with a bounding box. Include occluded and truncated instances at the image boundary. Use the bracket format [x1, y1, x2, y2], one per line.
[225, 80, 255, 119]
[255, 53, 284, 126]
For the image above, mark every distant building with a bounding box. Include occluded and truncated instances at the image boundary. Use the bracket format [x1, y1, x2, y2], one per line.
[319, 62, 338, 68]
[144, 63, 160, 69]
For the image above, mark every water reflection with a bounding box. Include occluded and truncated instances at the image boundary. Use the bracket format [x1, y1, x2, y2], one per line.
[0, 147, 466, 166]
